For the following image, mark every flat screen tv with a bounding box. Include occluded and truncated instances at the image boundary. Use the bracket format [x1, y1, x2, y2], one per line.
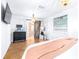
[1, 4, 5, 22]
[1, 3, 12, 24]
[16, 25, 22, 28]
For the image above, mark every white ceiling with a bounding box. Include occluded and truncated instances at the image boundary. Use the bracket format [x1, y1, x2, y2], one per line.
[7, 0, 73, 18]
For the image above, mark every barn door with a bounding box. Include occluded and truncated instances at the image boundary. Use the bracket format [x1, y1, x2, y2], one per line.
[34, 21, 41, 40]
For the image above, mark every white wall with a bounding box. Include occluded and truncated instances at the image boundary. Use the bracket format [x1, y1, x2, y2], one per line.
[1, 23, 11, 59]
[68, 7, 78, 37]
[1, 0, 11, 58]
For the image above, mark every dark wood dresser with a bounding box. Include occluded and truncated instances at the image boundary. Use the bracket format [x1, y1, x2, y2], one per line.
[13, 31, 26, 43]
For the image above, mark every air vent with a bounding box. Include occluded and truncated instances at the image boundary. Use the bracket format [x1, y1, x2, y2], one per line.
[38, 5, 45, 9]
[26, 19, 31, 20]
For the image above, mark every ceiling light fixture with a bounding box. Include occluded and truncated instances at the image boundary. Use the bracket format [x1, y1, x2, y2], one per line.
[60, 0, 70, 7]
[31, 13, 36, 23]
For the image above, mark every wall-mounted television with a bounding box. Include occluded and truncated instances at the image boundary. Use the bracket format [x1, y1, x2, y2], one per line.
[1, 3, 12, 24]
[1, 4, 6, 22]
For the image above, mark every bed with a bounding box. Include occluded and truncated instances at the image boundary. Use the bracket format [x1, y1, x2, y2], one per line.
[22, 36, 78, 59]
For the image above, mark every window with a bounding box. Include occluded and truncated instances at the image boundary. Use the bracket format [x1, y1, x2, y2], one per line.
[53, 15, 67, 31]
